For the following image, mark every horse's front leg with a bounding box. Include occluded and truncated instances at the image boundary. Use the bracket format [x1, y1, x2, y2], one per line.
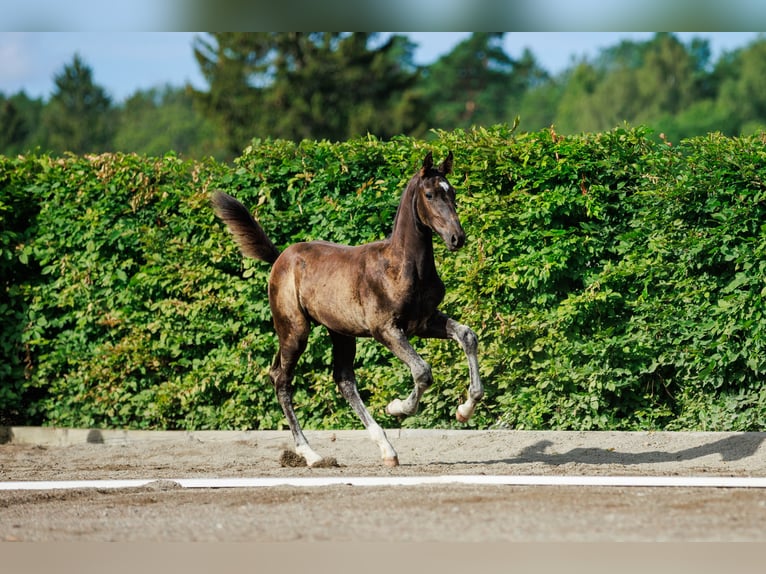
[375, 325, 434, 418]
[420, 312, 483, 423]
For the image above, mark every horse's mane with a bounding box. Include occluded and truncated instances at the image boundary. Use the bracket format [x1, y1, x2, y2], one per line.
[388, 172, 426, 239]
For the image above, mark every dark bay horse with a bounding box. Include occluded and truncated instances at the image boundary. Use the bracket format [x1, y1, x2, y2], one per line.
[212, 151, 483, 466]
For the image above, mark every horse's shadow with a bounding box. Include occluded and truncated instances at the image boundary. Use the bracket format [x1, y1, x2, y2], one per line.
[462, 433, 766, 467]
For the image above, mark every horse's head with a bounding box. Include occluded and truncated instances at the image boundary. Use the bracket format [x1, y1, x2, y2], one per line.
[415, 151, 466, 252]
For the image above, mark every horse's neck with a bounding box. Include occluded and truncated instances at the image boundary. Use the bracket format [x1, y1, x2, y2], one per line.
[389, 185, 437, 279]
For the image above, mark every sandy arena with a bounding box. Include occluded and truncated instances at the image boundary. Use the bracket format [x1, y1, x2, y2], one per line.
[2, 428, 766, 542]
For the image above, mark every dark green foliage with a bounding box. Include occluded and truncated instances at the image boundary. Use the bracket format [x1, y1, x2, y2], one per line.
[0, 154, 45, 423]
[2, 127, 766, 430]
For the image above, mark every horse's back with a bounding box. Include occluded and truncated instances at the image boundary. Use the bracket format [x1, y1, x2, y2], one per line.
[273, 239, 380, 275]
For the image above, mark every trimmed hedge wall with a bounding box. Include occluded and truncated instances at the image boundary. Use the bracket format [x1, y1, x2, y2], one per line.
[2, 126, 765, 430]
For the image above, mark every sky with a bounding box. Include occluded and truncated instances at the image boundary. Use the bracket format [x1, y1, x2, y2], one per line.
[0, 32, 762, 103]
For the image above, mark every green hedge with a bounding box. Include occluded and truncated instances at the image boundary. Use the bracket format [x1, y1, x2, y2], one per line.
[2, 126, 765, 430]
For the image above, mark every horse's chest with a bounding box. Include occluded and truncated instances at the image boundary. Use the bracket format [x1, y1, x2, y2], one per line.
[396, 275, 444, 330]
[418, 277, 445, 309]
[367, 257, 444, 332]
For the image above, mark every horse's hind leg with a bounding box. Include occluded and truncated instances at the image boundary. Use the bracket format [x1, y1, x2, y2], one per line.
[270, 326, 325, 467]
[329, 330, 399, 466]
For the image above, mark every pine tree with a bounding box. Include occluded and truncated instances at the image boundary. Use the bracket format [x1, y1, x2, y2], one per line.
[192, 33, 424, 156]
[41, 54, 114, 154]
[419, 33, 515, 129]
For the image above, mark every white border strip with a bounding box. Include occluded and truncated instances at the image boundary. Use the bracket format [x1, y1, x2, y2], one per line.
[3, 475, 766, 491]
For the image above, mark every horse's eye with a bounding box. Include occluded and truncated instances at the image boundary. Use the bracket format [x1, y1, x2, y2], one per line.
[425, 192, 433, 200]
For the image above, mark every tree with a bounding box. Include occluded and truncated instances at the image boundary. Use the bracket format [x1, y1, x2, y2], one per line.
[633, 33, 701, 121]
[480, 47, 560, 133]
[40, 54, 114, 154]
[192, 33, 425, 156]
[0, 91, 44, 155]
[0, 97, 28, 154]
[716, 37, 766, 134]
[113, 86, 225, 159]
[555, 60, 604, 133]
[554, 34, 707, 135]
[420, 33, 516, 129]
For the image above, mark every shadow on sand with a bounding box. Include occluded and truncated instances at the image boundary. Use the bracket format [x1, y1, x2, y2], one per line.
[480, 433, 766, 467]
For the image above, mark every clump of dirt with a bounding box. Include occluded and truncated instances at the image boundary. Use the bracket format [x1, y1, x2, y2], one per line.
[279, 450, 306, 467]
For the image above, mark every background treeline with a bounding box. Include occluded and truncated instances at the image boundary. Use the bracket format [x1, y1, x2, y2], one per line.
[2, 32, 766, 160]
[2, 127, 765, 430]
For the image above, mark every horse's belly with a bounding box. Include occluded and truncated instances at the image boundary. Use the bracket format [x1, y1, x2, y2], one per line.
[303, 289, 372, 337]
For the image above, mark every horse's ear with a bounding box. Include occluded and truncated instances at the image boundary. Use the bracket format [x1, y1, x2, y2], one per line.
[439, 151, 453, 175]
[420, 151, 434, 174]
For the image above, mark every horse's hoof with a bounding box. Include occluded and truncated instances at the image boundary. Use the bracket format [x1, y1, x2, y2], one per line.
[383, 456, 400, 467]
[295, 445, 324, 468]
[455, 404, 471, 423]
[386, 399, 404, 416]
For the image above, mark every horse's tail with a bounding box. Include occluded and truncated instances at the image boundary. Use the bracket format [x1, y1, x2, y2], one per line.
[211, 191, 280, 265]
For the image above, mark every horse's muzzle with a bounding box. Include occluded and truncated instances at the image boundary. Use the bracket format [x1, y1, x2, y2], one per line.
[446, 230, 466, 251]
